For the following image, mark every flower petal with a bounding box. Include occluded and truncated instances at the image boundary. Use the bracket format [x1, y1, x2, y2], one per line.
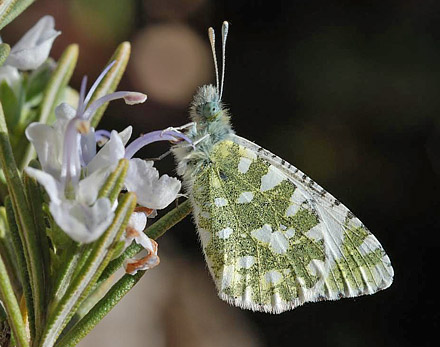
[80, 129, 97, 166]
[54, 103, 77, 131]
[86, 130, 125, 174]
[25, 167, 63, 204]
[119, 126, 132, 146]
[49, 198, 114, 243]
[77, 168, 109, 205]
[124, 240, 160, 275]
[25, 123, 64, 178]
[128, 211, 147, 233]
[0, 66, 21, 90]
[125, 158, 181, 210]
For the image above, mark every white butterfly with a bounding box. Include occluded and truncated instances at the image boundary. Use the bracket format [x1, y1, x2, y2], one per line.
[172, 21, 393, 313]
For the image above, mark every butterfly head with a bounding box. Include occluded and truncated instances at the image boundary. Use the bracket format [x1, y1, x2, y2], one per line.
[191, 84, 224, 123]
[202, 101, 221, 121]
[190, 22, 230, 126]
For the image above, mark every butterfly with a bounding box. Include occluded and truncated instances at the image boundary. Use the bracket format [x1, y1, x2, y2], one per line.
[172, 21, 393, 313]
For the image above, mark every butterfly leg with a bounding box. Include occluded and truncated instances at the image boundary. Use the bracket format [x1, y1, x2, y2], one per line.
[144, 149, 172, 161]
[161, 122, 195, 136]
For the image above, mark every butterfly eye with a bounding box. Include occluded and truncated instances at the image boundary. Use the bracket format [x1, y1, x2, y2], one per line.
[202, 102, 220, 120]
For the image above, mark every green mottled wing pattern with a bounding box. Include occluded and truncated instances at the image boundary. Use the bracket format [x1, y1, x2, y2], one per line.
[190, 136, 393, 313]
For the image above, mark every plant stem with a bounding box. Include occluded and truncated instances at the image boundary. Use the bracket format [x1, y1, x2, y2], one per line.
[54, 272, 143, 347]
[98, 199, 191, 286]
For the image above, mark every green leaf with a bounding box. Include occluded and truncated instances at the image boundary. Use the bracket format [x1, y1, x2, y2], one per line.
[0, 253, 29, 347]
[4, 196, 34, 338]
[0, 206, 20, 295]
[54, 272, 142, 347]
[20, 44, 79, 170]
[0, 81, 19, 134]
[0, 101, 44, 340]
[40, 193, 136, 347]
[0, 43, 10, 67]
[23, 170, 51, 304]
[89, 41, 131, 128]
[0, 0, 35, 31]
[98, 158, 129, 202]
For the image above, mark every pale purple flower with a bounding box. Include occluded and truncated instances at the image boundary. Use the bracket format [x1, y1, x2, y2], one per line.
[0, 16, 60, 90]
[25, 64, 146, 243]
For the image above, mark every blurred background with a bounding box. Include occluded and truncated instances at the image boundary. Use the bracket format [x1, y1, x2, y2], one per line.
[2, 0, 439, 346]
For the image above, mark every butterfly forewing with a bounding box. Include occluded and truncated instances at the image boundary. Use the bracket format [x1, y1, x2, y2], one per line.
[190, 137, 393, 313]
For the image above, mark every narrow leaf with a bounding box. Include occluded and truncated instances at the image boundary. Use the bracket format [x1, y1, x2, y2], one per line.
[0, 253, 29, 347]
[0, 206, 20, 296]
[0, 43, 10, 67]
[23, 171, 51, 303]
[89, 42, 131, 128]
[0, 102, 44, 339]
[4, 196, 34, 337]
[0, 0, 35, 31]
[54, 272, 142, 347]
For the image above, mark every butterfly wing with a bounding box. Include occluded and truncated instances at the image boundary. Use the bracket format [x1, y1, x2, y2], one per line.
[189, 135, 393, 313]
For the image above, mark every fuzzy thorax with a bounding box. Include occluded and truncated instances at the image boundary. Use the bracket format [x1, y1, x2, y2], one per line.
[173, 84, 235, 181]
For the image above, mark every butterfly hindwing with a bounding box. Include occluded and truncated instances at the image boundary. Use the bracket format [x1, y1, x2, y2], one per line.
[190, 136, 393, 313]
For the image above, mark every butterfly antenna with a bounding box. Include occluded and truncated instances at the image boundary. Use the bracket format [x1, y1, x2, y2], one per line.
[220, 21, 229, 100]
[208, 27, 220, 93]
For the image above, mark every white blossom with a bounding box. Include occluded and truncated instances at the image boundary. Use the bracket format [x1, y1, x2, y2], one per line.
[24, 63, 146, 243]
[5, 15, 60, 71]
[0, 16, 60, 93]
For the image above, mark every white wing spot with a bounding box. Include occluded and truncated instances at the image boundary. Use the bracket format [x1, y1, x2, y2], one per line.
[198, 228, 212, 245]
[239, 147, 258, 160]
[285, 228, 295, 238]
[260, 165, 285, 192]
[238, 157, 253, 173]
[217, 227, 233, 239]
[237, 256, 255, 269]
[220, 265, 235, 289]
[251, 224, 273, 243]
[243, 286, 253, 302]
[290, 188, 307, 204]
[214, 197, 228, 207]
[269, 231, 289, 254]
[307, 223, 324, 241]
[251, 225, 289, 254]
[358, 234, 379, 256]
[264, 270, 283, 284]
[237, 191, 254, 203]
[200, 211, 211, 219]
[286, 204, 300, 217]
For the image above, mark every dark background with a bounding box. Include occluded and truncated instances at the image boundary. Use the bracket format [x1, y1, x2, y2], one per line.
[4, 1, 439, 346]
